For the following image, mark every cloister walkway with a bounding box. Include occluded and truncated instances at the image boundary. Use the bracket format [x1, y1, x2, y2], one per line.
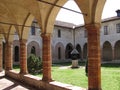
[0, 71, 39, 90]
[0, 71, 86, 90]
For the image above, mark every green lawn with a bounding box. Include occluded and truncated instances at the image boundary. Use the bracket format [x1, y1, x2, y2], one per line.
[13, 63, 120, 90]
[101, 63, 120, 90]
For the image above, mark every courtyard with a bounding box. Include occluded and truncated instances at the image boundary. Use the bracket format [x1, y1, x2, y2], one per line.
[0, 0, 120, 90]
[11, 62, 120, 90]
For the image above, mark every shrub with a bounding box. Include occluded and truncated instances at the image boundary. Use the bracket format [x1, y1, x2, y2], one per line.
[27, 54, 42, 74]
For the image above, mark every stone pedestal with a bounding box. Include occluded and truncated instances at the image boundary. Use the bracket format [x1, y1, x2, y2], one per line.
[72, 60, 79, 68]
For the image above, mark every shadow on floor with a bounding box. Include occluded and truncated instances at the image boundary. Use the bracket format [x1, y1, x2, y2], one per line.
[0, 71, 38, 90]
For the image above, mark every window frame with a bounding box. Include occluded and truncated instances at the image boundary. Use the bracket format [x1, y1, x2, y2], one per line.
[31, 26, 36, 35]
[104, 26, 108, 35]
[116, 23, 120, 33]
[58, 29, 61, 38]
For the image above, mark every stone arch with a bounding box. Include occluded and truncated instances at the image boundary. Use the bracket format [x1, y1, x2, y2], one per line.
[20, 14, 35, 40]
[114, 40, 120, 60]
[75, 0, 106, 24]
[76, 44, 82, 59]
[102, 41, 112, 61]
[65, 43, 73, 59]
[83, 43, 87, 60]
[27, 41, 41, 57]
[45, 0, 68, 34]
[54, 42, 65, 60]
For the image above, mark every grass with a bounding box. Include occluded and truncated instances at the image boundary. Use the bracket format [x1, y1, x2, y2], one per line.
[52, 65, 88, 87]
[13, 62, 120, 90]
[101, 63, 120, 90]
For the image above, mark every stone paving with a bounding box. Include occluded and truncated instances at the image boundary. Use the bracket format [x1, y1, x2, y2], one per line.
[0, 71, 37, 90]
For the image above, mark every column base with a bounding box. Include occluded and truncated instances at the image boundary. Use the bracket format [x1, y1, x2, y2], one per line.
[19, 71, 28, 75]
[42, 77, 53, 82]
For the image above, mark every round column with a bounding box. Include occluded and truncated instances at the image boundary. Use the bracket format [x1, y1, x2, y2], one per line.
[41, 33, 52, 82]
[19, 39, 28, 74]
[5, 42, 13, 70]
[85, 23, 102, 90]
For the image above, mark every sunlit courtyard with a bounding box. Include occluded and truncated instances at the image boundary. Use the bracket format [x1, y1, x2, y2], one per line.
[13, 62, 120, 90]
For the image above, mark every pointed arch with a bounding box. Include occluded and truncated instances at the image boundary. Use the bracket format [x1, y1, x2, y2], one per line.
[75, 0, 106, 24]
[20, 14, 35, 40]
[45, 0, 67, 33]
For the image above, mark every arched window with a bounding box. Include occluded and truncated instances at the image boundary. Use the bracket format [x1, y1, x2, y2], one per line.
[14, 46, 19, 62]
[31, 46, 36, 55]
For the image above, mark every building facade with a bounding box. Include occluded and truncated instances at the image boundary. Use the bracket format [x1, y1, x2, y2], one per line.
[12, 15, 120, 64]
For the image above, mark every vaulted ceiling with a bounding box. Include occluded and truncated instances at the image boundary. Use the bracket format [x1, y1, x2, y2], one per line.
[0, 0, 106, 42]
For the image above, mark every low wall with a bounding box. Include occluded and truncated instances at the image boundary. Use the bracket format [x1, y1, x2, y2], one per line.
[5, 70, 85, 90]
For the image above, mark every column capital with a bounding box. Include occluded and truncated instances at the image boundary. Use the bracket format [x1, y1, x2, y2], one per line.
[85, 23, 101, 30]
[6, 41, 13, 45]
[20, 39, 27, 45]
[41, 33, 51, 38]
[20, 39, 27, 42]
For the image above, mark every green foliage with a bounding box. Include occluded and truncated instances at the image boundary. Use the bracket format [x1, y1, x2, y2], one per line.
[27, 54, 42, 74]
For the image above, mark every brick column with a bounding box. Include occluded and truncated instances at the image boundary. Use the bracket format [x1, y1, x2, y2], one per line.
[19, 39, 28, 74]
[41, 33, 52, 82]
[85, 23, 101, 90]
[5, 42, 13, 70]
[0, 40, 3, 72]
